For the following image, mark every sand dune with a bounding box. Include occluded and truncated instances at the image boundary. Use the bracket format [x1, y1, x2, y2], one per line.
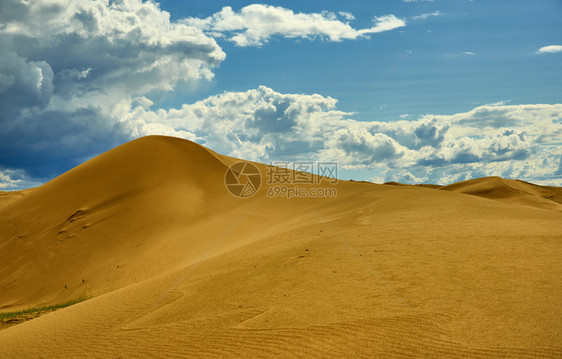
[1, 136, 561, 358]
[0, 189, 33, 211]
[440, 176, 562, 210]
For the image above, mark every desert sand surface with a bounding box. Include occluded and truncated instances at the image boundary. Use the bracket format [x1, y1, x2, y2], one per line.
[0, 135, 561, 358]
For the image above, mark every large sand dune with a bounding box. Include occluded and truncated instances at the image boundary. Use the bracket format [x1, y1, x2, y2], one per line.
[1, 136, 561, 358]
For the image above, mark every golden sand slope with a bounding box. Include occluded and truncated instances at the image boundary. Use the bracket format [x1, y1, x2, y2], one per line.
[0, 136, 561, 358]
[440, 176, 562, 210]
[0, 189, 33, 211]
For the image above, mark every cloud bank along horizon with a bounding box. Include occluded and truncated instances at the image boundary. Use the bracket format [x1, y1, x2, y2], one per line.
[0, 0, 561, 190]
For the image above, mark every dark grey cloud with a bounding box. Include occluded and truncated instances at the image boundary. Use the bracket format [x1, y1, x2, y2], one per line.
[0, 107, 127, 179]
[334, 130, 403, 165]
[0, 50, 54, 117]
[414, 117, 449, 148]
[0, 0, 224, 187]
[456, 107, 520, 128]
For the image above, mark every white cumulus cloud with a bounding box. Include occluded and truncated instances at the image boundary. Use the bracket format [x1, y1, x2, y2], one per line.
[184, 4, 406, 46]
[0, 169, 42, 190]
[113, 85, 562, 186]
[537, 45, 562, 54]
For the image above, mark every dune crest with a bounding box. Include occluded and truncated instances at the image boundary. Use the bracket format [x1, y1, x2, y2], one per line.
[439, 176, 562, 210]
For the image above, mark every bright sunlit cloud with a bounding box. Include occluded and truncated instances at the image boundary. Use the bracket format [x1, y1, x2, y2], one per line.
[537, 45, 562, 54]
[184, 5, 406, 46]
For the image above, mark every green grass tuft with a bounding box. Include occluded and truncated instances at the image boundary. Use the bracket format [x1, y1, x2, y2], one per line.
[0, 294, 90, 325]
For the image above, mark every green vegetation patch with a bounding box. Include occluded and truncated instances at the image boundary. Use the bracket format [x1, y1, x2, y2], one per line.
[0, 294, 89, 329]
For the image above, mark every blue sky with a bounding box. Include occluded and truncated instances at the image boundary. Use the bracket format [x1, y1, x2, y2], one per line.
[161, 0, 562, 118]
[0, 0, 561, 189]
